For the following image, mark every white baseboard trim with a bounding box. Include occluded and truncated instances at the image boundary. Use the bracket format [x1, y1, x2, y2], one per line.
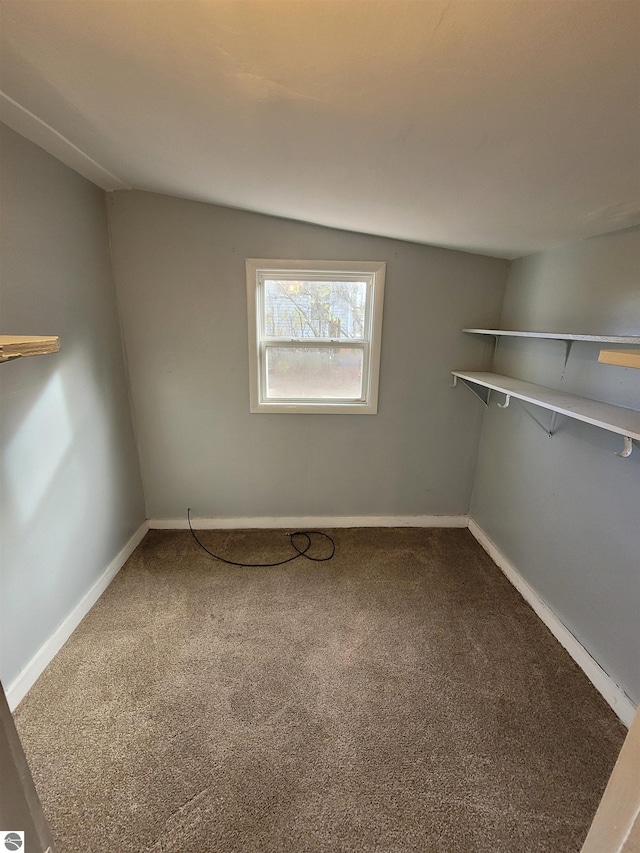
[6, 521, 149, 711]
[149, 515, 469, 530]
[468, 518, 637, 728]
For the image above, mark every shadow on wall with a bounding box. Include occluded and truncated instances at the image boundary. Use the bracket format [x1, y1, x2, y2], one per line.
[1, 348, 133, 684]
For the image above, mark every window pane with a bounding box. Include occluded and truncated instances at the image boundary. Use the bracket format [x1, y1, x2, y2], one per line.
[264, 279, 367, 339]
[265, 347, 364, 399]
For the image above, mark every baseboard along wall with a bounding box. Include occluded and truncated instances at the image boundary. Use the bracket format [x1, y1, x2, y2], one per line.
[467, 519, 637, 728]
[7, 515, 636, 727]
[149, 515, 470, 530]
[6, 521, 149, 711]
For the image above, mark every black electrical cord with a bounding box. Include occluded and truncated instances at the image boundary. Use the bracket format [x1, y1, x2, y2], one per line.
[187, 508, 336, 567]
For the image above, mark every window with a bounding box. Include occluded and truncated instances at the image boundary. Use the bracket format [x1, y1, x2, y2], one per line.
[246, 259, 386, 413]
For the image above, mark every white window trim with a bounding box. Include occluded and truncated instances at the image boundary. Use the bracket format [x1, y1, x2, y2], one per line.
[246, 259, 386, 414]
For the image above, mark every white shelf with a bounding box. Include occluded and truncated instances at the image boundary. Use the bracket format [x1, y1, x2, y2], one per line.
[451, 371, 640, 442]
[463, 329, 640, 345]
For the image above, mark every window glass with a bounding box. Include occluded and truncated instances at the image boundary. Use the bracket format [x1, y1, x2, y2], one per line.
[247, 260, 385, 414]
[264, 280, 367, 340]
[265, 346, 364, 400]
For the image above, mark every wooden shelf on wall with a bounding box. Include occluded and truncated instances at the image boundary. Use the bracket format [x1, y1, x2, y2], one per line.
[0, 335, 60, 363]
[598, 349, 640, 369]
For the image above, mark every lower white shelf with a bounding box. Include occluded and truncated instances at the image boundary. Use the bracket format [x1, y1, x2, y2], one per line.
[451, 371, 640, 443]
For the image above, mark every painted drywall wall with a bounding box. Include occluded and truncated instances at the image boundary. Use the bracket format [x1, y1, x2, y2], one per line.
[470, 227, 640, 705]
[0, 124, 146, 688]
[107, 191, 508, 520]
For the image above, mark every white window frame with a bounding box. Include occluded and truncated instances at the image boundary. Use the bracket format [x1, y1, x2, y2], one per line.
[246, 259, 385, 414]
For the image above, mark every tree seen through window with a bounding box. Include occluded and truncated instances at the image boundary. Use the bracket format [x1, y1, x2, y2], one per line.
[264, 280, 366, 339]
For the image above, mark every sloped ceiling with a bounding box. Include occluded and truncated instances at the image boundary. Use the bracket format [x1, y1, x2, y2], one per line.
[0, 0, 638, 258]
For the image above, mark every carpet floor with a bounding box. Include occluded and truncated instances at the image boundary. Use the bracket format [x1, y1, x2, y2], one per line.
[15, 528, 625, 853]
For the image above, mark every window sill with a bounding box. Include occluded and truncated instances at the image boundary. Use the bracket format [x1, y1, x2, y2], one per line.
[250, 400, 378, 414]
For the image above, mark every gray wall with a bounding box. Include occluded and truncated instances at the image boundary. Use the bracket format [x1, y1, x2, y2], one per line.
[0, 124, 146, 687]
[107, 191, 508, 520]
[470, 227, 640, 705]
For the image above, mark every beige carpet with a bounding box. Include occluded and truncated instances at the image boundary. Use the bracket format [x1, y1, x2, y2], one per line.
[15, 528, 625, 852]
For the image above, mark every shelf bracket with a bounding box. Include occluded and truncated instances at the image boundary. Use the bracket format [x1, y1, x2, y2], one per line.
[617, 436, 633, 458]
[463, 381, 490, 406]
[492, 334, 499, 366]
[497, 393, 511, 409]
[452, 375, 490, 406]
[563, 339, 574, 368]
[548, 411, 558, 437]
[559, 339, 575, 381]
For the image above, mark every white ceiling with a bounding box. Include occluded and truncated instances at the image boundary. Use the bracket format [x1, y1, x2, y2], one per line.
[1, 1, 639, 259]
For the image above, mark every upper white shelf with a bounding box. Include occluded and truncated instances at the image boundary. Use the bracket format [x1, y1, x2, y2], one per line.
[451, 371, 640, 442]
[0, 335, 60, 363]
[463, 329, 640, 345]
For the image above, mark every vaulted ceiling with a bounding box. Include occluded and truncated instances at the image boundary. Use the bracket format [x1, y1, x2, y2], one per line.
[1, 0, 638, 258]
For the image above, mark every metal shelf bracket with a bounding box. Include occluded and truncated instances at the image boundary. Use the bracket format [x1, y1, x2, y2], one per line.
[563, 339, 574, 369]
[452, 374, 490, 406]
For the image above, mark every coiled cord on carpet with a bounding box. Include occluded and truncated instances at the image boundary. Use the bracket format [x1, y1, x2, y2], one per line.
[187, 508, 336, 567]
